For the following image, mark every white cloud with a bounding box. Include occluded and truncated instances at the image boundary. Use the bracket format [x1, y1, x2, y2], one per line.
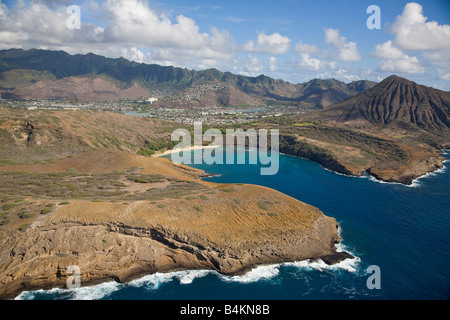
[101, 0, 238, 57]
[121, 47, 145, 63]
[438, 72, 450, 81]
[391, 2, 450, 51]
[0, 1, 91, 48]
[372, 40, 405, 60]
[298, 53, 321, 71]
[269, 56, 279, 72]
[245, 55, 264, 73]
[371, 40, 425, 74]
[378, 55, 426, 74]
[197, 58, 220, 70]
[0, 0, 236, 70]
[102, 0, 206, 49]
[374, 2, 450, 79]
[295, 41, 320, 54]
[323, 60, 338, 70]
[244, 32, 291, 55]
[324, 28, 361, 62]
[293, 40, 343, 72]
[229, 54, 265, 77]
[316, 67, 372, 83]
[423, 51, 450, 80]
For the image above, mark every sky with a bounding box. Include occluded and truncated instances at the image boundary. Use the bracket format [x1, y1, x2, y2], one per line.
[0, 0, 450, 89]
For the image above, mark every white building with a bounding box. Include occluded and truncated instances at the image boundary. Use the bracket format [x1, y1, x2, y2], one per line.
[146, 97, 158, 104]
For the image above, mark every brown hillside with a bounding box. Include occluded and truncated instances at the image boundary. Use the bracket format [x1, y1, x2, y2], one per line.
[0, 107, 181, 165]
[10, 76, 151, 102]
[0, 148, 343, 299]
[314, 75, 450, 132]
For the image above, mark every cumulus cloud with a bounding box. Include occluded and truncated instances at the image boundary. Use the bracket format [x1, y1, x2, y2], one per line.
[269, 56, 279, 72]
[324, 28, 361, 62]
[371, 40, 425, 74]
[372, 40, 405, 60]
[298, 53, 321, 71]
[423, 51, 450, 80]
[391, 2, 450, 51]
[243, 32, 291, 55]
[378, 56, 425, 74]
[0, 0, 236, 69]
[102, 0, 207, 49]
[294, 39, 345, 73]
[121, 47, 145, 63]
[245, 55, 264, 73]
[225, 54, 266, 77]
[370, 2, 450, 76]
[0, 1, 98, 48]
[295, 41, 320, 54]
[315, 67, 372, 83]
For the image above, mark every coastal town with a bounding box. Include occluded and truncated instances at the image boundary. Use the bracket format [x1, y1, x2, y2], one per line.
[0, 96, 311, 125]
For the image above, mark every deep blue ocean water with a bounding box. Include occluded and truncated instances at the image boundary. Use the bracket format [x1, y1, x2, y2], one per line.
[17, 149, 450, 300]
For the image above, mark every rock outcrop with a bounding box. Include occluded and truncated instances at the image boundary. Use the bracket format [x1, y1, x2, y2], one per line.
[0, 149, 347, 299]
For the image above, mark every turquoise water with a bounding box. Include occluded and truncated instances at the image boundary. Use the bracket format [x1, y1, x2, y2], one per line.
[17, 149, 450, 300]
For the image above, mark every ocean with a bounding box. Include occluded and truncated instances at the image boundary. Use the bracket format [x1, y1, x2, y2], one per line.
[16, 149, 450, 300]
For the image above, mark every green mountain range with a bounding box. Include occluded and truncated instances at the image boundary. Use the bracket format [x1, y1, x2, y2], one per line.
[0, 48, 376, 106]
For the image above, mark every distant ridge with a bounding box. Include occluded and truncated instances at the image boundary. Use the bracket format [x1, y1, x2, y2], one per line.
[0, 48, 375, 106]
[314, 75, 450, 132]
[295, 78, 376, 108]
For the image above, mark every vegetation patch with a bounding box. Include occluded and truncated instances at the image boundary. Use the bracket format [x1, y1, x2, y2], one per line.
[18, 224, 30, 232]
[0, 171, 208, 202]
[40, 207, 52, 215]
[193, 205, 204, 212]
[137, 140, 178, 157]
[258, 199, 273, 211]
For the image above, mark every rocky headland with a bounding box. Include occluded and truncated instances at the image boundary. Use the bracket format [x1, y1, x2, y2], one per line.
[0, 149, 350, 299]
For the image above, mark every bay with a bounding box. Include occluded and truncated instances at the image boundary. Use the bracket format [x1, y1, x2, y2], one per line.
[17, 149, 450, 300]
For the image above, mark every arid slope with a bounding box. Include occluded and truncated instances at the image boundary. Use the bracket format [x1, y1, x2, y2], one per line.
[0, 148, 345, 299]
[269, 76, 450, 184]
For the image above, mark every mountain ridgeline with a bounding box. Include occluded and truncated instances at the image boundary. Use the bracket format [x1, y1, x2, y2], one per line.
[315, 75, 450, 133]
[0, 48, 376, 106]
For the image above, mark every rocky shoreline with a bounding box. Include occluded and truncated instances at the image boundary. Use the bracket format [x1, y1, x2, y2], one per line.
[0, 149, 353, 300]
[0, 201, 350, 300]
[280, 139, 447, 186]
[2, 144, 444, 299]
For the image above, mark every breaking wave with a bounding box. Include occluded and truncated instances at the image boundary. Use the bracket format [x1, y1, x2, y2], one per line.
[16, 239, 360, 300]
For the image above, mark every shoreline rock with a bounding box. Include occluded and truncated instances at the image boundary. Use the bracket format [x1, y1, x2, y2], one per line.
[0, 148, 357, 300]
[281, 143, 447, 186]
[0, 149, 346, 300]
[1, 214, 343, 300]
[319, 252, 355, 265]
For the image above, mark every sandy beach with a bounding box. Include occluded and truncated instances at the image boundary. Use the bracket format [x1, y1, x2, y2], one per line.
[153, 145, 221, 158]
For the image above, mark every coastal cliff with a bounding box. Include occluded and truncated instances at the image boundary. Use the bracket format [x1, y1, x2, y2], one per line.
[0, 149, 347, 299]
[278, 133, 446, 185]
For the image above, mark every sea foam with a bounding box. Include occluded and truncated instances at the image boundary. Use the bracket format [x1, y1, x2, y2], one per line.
[15, 280, 122, 300]
[15, 251, 361, 300]
[15, 227, 361, 300]
[367, 155, 450, 188]
[220, 264, 281, 284]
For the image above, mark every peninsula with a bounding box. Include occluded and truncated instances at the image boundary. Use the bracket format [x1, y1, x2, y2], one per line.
[0, 148, 347, 299]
